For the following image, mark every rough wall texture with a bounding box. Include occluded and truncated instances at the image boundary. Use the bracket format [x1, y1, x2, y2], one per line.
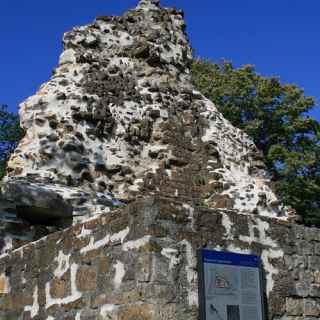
[0, 197, 318, 320]
[0, 1, 314, 319]
[0, 0, 292, 255]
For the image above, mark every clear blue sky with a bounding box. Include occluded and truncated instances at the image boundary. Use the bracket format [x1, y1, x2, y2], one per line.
[1, 0, 320, 119]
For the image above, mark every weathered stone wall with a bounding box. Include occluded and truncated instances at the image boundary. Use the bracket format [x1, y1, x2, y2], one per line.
[1, 0, 290, 245]
[0, 197, 318, 319]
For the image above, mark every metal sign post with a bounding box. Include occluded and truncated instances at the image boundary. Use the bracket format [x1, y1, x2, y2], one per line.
[198, 249, 265, 320]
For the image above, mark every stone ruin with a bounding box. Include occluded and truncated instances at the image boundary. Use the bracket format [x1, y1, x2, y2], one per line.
[0, 1, 318, 319]
[0, 0, 290, 251]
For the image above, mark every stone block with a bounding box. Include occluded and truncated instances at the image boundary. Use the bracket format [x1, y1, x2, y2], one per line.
[292, 225, 305, 240]
[304, 299, 320, 317]
[284, 255, 294, 271]
[50, 277, 70, 299]
[98, 256, 111, 275]
[305, 228, 320, 242]
[61, 297, 85, 310]
[295, 282, 310, 297]
[78, 308, 98, 320]
[98, 304, 119, 320]
[314, 243, 320, 255]
[297, 240, 314, 256]
[118, 304, 155, 320]
[286, 297, 303, 316]
[142, 283, 176, 304]
[76, 266, 97, 292]
[136, 254, 153, 283]
[309, 256, 320, 270]
[293, 255, 307, 269]
[150, 255, 170, 284]
[310, 285, 320, 297]
[299, 270, 314, 285]
[314, 271, 320, 284]
[91, 293, 108, 309]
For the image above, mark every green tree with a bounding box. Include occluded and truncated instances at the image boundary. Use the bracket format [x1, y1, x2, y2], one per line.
[192, 59, 320, 226]
[0, 105, 23, 178]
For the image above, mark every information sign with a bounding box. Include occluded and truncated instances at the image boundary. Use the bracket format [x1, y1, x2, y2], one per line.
[198, 249, 265, 320]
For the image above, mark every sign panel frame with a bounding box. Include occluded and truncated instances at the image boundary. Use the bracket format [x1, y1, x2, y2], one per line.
[197, 249, 266, 320]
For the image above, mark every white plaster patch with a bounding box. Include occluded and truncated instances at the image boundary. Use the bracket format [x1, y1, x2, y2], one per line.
[77, 225, 92, 238]
[221, 212, 234, 240]
[80, 234, 110, 254]
[226, 244, 251, 255]
[54, 250, 70, 278]
[200, 97, 289, 219]
[110, 227, 130, 243]
[239, 219, 278, 248]
[261, 248, 283, 296]
[161, 247, 181, 270]
[0, 236, 13, 258]
[122, 235, 152, 251]
[256, 220, 279, 248]
[80, 228, 129, 254]
[22, 272, 27, 285]
[24, 285, 39, 318]
[180, 240, 198, 307]
[100, 304, 118, 317]
[113, 260, 125, 289]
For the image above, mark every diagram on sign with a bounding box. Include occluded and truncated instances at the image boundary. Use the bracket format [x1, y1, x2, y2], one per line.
[206, 266, 239, 297]
[199, 250, 264, 320]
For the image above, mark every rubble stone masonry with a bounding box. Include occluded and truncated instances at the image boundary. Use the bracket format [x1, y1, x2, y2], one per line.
[0, 1, 317, 319]
[0, 197, 318, 319]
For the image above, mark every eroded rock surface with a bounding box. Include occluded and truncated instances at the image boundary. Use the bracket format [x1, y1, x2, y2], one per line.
[1, 0, 290, 252]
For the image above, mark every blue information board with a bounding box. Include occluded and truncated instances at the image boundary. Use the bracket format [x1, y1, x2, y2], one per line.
[198, 250, 265, 320]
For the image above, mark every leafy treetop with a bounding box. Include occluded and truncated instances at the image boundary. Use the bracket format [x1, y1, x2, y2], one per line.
[0, 104, 23, 178]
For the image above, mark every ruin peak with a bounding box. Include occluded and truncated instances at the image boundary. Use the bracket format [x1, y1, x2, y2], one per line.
[137, 0, 161, 9]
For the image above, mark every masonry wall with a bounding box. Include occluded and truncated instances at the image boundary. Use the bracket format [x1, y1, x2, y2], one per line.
[0, 197, 319, 320]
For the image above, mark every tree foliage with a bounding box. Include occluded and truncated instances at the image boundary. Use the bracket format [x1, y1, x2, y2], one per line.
[192, 59, 320, 226]
[0, 105, 23, 178]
